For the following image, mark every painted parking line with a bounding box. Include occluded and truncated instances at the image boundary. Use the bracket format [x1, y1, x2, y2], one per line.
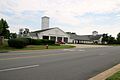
[0, 65, 39, 72]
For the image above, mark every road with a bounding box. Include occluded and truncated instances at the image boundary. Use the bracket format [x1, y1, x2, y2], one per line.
[0, 46, 120, 80]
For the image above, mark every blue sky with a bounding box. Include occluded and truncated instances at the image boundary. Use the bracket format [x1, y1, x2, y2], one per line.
[0, 0, 120, 37]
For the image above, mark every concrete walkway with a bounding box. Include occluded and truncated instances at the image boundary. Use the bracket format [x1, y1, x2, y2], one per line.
[66, 44, 112, 48]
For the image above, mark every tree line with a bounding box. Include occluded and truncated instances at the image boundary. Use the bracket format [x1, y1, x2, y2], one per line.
[102, 33, 120, 44]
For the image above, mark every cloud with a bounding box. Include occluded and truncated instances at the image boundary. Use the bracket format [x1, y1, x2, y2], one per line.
[12, 0, 120, 13]
[0, 0, 120, 37]
[9, 24, 39, 33]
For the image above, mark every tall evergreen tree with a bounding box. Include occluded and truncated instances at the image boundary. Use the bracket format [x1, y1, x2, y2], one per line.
[0, 18, 10, 38]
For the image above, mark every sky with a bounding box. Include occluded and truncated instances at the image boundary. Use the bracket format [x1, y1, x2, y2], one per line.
[0, 0, 120, 37]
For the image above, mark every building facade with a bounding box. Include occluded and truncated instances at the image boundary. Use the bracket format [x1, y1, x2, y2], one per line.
[30, 27, 70, 43]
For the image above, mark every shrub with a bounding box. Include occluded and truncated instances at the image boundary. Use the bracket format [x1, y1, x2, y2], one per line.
[31, 39, 55, 45]
[8, 38, 56, 48]
[47, 40, 55, 45]
[22, 38, 32, 45]
[8, 38, 27, 48]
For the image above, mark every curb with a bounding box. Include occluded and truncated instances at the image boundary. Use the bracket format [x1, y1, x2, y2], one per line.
[88, 64, 120, 80]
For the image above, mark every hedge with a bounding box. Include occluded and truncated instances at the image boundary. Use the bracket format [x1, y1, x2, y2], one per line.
[8, 38, 28, 48]
[8, 38, 55, 48]
[31, 39, 55, 45]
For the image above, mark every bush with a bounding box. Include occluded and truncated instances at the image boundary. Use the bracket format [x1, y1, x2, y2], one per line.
[45, 40, 55, 45]
[8, 38, 28, 48]
[22, 38, 32, 45]
[31, 39, 55, 45]
[8, 38, 56, 48]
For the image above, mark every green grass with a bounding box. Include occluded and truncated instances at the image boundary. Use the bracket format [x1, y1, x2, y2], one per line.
[22, 45, 75, 50]
[0, 40, 12, 52]
[106, 71, 120, 80]
[0, 41, 75, 52]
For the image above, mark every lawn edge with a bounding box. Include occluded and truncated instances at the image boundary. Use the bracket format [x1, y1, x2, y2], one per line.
[0, 45, 75, 53]
[88, 64, 120, 80]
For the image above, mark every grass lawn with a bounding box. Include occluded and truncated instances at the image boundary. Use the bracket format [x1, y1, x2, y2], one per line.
[23, 45, 75, 50]
[0, 41, 75, 52]
[106, 71, 120, 80]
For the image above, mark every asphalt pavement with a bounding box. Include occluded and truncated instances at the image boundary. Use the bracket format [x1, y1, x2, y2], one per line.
[0, 46, 120, 80]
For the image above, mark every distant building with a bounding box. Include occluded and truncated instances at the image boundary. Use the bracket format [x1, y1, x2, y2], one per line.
[67, 32, 103, 44]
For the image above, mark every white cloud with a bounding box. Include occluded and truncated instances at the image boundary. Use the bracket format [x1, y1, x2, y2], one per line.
[0, 0, 120, 36]
[3, 0, 120, 25]
[9, 24, 39, 33]
[12, 0, 120, 13]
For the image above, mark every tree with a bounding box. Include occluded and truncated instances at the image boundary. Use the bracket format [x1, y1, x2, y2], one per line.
[4, 30, 10, 39]
[117, 32, 120, 44]
[10, 33, 17, 39]
[0, 18, 10, 38]
[0, 18, 10, 45]
[102, 34, 108, 44]
[108, 35, 116, 44]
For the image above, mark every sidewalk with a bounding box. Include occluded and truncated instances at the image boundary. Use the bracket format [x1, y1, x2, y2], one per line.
[66, 44, 112, 48]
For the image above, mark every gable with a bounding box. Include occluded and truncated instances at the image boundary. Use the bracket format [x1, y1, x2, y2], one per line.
[38, 28, 69, 37]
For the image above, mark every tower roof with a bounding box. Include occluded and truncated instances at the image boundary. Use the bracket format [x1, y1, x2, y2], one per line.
[42, 16, 49, 18]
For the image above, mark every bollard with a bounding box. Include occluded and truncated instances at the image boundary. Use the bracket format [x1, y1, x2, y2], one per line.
[46, 44, 48, 49]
